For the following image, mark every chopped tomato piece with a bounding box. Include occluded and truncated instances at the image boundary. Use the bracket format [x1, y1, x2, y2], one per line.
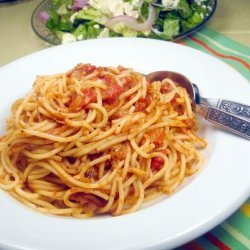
[121, 76, 132, 90]
[81, 88, 97, 108]
[74, 63, 96, 75]
[170, 93, 179, 103]
[102, 74, 116, 85]
[160, 83, 170, 94]
[67, 63, 96, 78]
[151, 157, 164, 171]
[135, 93, 151, 111]
[81, 64, 96, 74]
[101, 81, 124, 104]
[147, 128, 165, 146]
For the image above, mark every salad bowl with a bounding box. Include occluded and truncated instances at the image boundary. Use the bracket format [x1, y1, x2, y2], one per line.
[31, 0, 217, 45]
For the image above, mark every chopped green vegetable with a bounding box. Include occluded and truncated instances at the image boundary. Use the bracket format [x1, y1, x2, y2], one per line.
[48, 9, 60, 24]
[58, 21, 73, 31]
[73, 24, 88, 39]
[46, 19, 57, 31]
[75, 8, 109, 25]
[55, 30, 65, 40]
[111, 23, 138, 37]
[51, 0, 72, 10]
[182, 12, 203, 31]
[177, 0, 192, 19]
[162, 18, 180, 39]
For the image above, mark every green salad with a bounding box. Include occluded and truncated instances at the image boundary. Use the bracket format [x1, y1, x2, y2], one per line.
[39, 0, 214, 44]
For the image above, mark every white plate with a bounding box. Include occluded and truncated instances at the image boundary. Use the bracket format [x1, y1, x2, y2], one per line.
[0, 38, 249, 250]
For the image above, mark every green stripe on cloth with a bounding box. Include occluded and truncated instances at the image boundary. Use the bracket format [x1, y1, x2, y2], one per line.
[201, 28, 250, 56]
[226, 200, 250, 240]
[180, 27, 250, 80]
[210, 225, 249, 250]
[194, 32, 249, 61]
[221, 222, 250, 248]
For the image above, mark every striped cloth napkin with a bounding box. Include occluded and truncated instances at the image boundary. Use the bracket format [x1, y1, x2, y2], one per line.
[176, 27, 250, 250]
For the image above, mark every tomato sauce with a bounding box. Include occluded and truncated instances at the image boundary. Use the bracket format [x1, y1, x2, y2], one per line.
[135, 93, 151, 112]
[147, 128, 165, 146]
[81, 88, 97, 108]
[151, 156, 164, 171]
[101, 80, 124, 104]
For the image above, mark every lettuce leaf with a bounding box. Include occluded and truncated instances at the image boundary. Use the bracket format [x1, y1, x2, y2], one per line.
[162, 17, 179, 39]
[73, 23, 98, 39]
[74, 8, 109, 25]
[177, 0, 193, 18]
[181, 11, 202, 31]
[51, 0, 73, 15]
[110, 23, 138, 37]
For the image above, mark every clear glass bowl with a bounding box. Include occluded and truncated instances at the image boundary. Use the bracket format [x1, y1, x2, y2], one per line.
[31, 0, 217, 46]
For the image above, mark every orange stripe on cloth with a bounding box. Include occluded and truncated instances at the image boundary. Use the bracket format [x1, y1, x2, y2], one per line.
[205, 232, 231, 250]
[189, 36, 250, 71]
[176, 39, 186, 45]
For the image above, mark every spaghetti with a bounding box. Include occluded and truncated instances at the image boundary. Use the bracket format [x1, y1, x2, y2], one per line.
[0, 64, 207, 217]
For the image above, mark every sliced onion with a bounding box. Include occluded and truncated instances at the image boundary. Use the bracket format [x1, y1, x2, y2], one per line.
[72, 0, 89, 11]
[137, 0, 144, 19]
[39, 11, 50, 23]
[105, 5, 157, 32]
[151, 27, 163, 35]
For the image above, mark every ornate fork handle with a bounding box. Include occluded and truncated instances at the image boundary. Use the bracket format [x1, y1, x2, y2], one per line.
[199, 104, 250, 140]
[218, 100, 250, 120]
[203, 99, 250, 121]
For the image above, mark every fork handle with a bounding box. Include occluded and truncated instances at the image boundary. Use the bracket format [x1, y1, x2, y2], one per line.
[199, 104, 250, 140]
[202, 99, 250, 120]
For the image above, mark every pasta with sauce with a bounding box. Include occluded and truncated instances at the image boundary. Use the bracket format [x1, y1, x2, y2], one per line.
[0, 63, 207, 217]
